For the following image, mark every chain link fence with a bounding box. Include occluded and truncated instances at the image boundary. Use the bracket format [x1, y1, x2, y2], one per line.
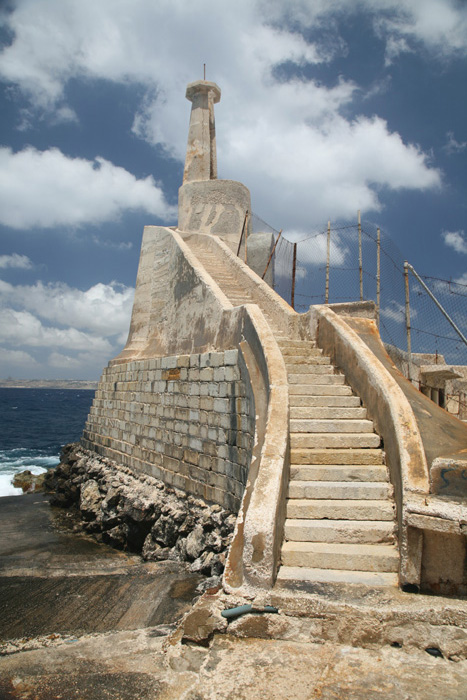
[250, 213, 467, 367]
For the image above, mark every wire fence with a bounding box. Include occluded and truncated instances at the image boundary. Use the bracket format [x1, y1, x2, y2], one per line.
[250, 212, 467, 366]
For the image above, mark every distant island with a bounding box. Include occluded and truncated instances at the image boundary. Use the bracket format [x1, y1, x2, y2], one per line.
[0, 379, 98, 390]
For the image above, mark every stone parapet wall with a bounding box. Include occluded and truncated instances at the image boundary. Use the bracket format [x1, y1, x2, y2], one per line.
[82, 348, 254, 512]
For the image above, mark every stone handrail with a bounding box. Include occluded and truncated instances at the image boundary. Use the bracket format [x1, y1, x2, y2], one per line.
[223, 303, 289, 592]
[116, 226, 289, 590]
[311, 305, 429, 587]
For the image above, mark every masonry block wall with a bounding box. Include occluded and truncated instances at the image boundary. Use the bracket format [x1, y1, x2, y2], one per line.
[81, 348, 255, 512]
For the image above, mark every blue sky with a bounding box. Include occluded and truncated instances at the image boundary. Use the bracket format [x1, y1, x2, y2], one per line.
[0, 0, 466, 379]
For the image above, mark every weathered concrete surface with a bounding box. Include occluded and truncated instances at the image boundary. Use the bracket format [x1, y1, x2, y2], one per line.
[2, 628, 467, 700]
[346, 315, 467, 469]
[2, 497, 467, 699]
[183, 80, 220, 183]
[0, 494, 201, 641]
[178, 180, 251, 244]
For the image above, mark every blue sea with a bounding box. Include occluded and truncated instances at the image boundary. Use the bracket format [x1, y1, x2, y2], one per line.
[0, 388, 95, 497]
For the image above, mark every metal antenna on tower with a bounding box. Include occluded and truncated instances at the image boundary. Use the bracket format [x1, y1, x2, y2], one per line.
[204, 63, 206, 80]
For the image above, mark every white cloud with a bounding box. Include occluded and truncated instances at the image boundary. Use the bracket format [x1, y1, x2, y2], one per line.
[454, 272, 467, 285]
[0, 147, 175, 230]
[0, 308, 112, 352]
[0, 253, 33, 269]
[371, 0, 467, 61]
[0, 0, 444, 230]
[0, 277, 133, 377]
[380, 300, 416, 323]
[0, 347, 38, 368]
[444, 132, 467, 155]
[443, 230, 467, 255]
[0, 279, 134, 337]
[286, 229, 348, 266]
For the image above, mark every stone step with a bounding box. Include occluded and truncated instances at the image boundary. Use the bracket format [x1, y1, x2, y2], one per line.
[290, 464, 388, 482]
[289, 385, 353, 396]
[288, 480, 392, 500]
[277, 340, 317, 349]
[286, 364, 335, 375]
[285, 356, 332, 365]
[291, 448, 384, 465]
[288, 374, 345, 385]
[290, 407, 367, 419]
[284, 519, 395, 544]
[282, 353, 334, 374]
[287, 499, 394, 520]
[290, 433, 381, 449]
[276, 566, 398, 587]
[281, 541, 399, 572]
[290, 419, 375, 434]
[279, 350, 324, 364]
[290, 395, 362, 408]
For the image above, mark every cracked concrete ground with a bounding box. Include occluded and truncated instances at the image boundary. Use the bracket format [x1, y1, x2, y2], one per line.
[1, 494, 467, 699]
[2, 627, 467, 699]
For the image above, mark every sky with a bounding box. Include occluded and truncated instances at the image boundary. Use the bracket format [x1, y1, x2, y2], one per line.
[0, 0, 466, 380]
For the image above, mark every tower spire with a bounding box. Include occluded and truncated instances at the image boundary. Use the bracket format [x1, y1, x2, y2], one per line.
[183, 80, 221, 183]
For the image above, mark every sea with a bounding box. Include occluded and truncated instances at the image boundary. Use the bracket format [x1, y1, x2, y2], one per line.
[0, 388, 95, 497]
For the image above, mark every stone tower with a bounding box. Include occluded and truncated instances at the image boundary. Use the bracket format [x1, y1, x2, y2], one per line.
[178, 80, 251, 252]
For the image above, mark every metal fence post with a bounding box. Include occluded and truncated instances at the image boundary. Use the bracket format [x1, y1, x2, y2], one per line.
[358, 210, 363, 301]
[404, 261, 412, 360]
[376, 227, 381, 329]
[325, 220, 331, 304]
[291, 242, 297, 309]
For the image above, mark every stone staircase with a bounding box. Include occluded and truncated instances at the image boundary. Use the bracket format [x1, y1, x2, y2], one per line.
[276, 339, 399, 587]
[184, 236, 399, 587]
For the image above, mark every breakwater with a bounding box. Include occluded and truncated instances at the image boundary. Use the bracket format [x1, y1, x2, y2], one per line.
[45, 443, 236, 582]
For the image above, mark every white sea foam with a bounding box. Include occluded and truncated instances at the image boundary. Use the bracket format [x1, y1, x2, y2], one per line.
[0, 473, 25, 497]
[0, 449, 54, 497]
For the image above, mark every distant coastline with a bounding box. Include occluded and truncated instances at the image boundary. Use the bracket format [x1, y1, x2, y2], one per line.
[0, 379, 98, 390]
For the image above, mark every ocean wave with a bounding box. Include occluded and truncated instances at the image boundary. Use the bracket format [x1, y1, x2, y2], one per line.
[0, 448, 57, 497]
[0, 474, 24, 497]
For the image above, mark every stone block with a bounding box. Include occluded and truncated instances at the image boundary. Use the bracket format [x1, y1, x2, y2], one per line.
[208, 382, 220, 397]
[177, 354, 190, 368]
[183, 448, 199, 466]
[161, 355, 178, 369]
[214, 398, 229, 413]
[225, 366, 240, 381]
[200, 397, 214, 411]
[200, 352, 211, 368]
[198, 454, 212, 471]
[224, 349, 238, 365]
[200, 367, 214, 381]
[210, 352, 225, 367]
[189, 437, 203, 452]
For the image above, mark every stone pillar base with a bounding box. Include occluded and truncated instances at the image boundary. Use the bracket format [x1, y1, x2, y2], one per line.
[178, 179, 251, 252]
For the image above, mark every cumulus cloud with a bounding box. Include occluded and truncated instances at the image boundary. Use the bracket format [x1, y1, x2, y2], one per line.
[0, 253, 33, 269]
[443, 230, 467, 254]
[370, 0, 467, 61]
[444, 132, 467, 155]
[0, 277, 133, 377]
[0, 308, 113, 352]
[0, 347, 38, 368]
[0, 278, 134, 337]
[0, 147, 175, 230]
[286, 229, 348, 266]
[380, 300, 416, 323]
[0, 0, 444, 230]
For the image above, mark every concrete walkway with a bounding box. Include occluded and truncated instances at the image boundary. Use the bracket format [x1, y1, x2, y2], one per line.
[2, 626, 467, 699]
[1, 495, 467, 699]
